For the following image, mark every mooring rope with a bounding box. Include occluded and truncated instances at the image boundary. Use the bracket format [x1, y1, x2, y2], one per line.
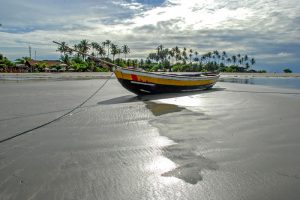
[0, 72, 114, 144]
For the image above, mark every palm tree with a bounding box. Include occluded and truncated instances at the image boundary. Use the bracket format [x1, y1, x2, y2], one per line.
[162, 48, 170, 69]
[122, 44, 130, 60]
[182, 50, 187, 63]
[207, 52, 212, 63]
[200, 56, 205, 65]
[117, 48, 122, 59]
[156, 44, 162, 54]
[237, 54, 241, 65]
[60, 54, 70, 63]
[140, 59, 144, 68]
[250, 58, 256, 67]
[156, 45, 167, 64]
[222, 51, 227, 58]
[238, 59, 242, 66]
[174, 46, 180, 63]
[156, 44, 163, 62]
[189, 49, 193, 63]
[56, 42, 70, 56]
[194, 51, 198, 59]
[97, 45, 106, 58]
[101, 41, 106, 55]
[162, 48, 169, 62]
[232, 55, 237, 65]
[148, 53, 158, 63]
[245, 62, 250, 70]
[73, 44, 80, 57]
[191, 51, 197, 65]
[226, 58, 232, 66]
[60, 54, 71, 71]
[169, 49, 175, 64]
[15, 57, 31, 64]
[213, 50, 220, 64]
[77, 39, 90, 60]
[105, 40, 111, 58]
[110, 43, 118, 63]
[91, 42, 100, 56]
[181, 47, 187, 63]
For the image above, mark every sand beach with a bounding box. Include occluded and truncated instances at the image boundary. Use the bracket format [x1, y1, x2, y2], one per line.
[0, 74, 300, 200]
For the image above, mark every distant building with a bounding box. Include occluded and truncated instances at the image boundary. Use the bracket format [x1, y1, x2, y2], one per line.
[25, 60, 66, 72]
[0, 64, 29, 73]
[15, 64, 29, 73]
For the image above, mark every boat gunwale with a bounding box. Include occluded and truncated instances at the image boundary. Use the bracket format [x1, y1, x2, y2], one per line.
[117, 68, 220, 81]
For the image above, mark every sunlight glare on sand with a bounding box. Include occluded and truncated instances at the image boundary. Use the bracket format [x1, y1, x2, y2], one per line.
[147, 156, 176, 173]
[157, 95, 205, 107]
[146, 156, 180, 185]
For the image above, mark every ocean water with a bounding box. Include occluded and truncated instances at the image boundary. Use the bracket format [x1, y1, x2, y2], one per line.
[219, 77, 300, 90]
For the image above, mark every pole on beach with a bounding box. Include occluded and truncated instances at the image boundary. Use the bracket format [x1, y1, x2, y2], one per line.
[29, 46, 32, 59]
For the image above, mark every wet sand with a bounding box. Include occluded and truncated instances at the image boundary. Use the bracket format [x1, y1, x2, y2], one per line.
[1, 78, 300, 200]
[0, 72, 113, 81]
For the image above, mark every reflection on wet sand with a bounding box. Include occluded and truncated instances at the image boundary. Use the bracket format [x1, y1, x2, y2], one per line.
[98, 93, 220, 185]
[97, 88, 225, 105]
[145, 101, 218, 185]
[145, 102, 184, 116]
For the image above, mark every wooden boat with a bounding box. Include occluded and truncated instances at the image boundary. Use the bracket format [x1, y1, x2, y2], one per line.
[114, 67, 219, 95]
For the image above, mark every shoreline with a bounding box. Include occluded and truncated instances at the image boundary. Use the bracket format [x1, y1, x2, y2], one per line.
[0, 72, 114, 80]
[220, 72, 300, 78]
[1, 72, 300, 79]
[1, 72, 300, 90]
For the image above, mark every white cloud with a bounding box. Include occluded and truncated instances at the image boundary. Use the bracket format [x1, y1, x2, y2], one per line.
[128, 0, 254, 30]
[0, 0, 300, 71]
[277, 52, 293, 58]
[113, 0, 144, 10]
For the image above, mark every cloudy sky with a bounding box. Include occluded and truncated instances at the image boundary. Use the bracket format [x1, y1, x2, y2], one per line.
[0, 0, 299, 72]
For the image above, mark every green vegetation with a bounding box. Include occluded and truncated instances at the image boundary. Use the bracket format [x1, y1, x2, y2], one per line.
[55, 41, 262, 73]
[56, 39, 132, 72]
[15, 57, 31, 64]
[0, 53, 15, 72]
[283, 68, 292, 73]
[0, 41, 278, 73]
[143, 45, 258, 72]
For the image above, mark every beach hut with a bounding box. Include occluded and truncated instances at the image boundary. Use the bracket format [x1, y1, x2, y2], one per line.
[15, 64, 29, 73]
[25, 60, 66, 72]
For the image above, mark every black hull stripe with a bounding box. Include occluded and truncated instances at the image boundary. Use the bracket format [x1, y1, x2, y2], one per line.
[117, 78, 215, 95]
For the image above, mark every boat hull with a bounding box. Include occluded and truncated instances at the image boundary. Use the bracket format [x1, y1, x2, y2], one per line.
[114, 68, 219, 95]
[117, 79, 215, 94]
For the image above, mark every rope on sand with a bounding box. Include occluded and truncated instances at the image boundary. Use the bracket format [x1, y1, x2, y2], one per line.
[0, 72, 114, 144]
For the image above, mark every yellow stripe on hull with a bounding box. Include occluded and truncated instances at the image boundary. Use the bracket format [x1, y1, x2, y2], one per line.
[114, 69, 218, 86]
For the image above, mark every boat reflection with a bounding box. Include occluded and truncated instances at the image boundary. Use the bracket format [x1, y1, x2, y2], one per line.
[97, 87, 224, 105]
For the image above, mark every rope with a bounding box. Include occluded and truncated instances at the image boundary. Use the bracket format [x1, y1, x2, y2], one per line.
[0, 72, 114, 144]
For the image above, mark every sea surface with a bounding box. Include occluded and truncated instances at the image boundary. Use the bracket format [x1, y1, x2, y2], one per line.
[220, 76, 300, 90]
